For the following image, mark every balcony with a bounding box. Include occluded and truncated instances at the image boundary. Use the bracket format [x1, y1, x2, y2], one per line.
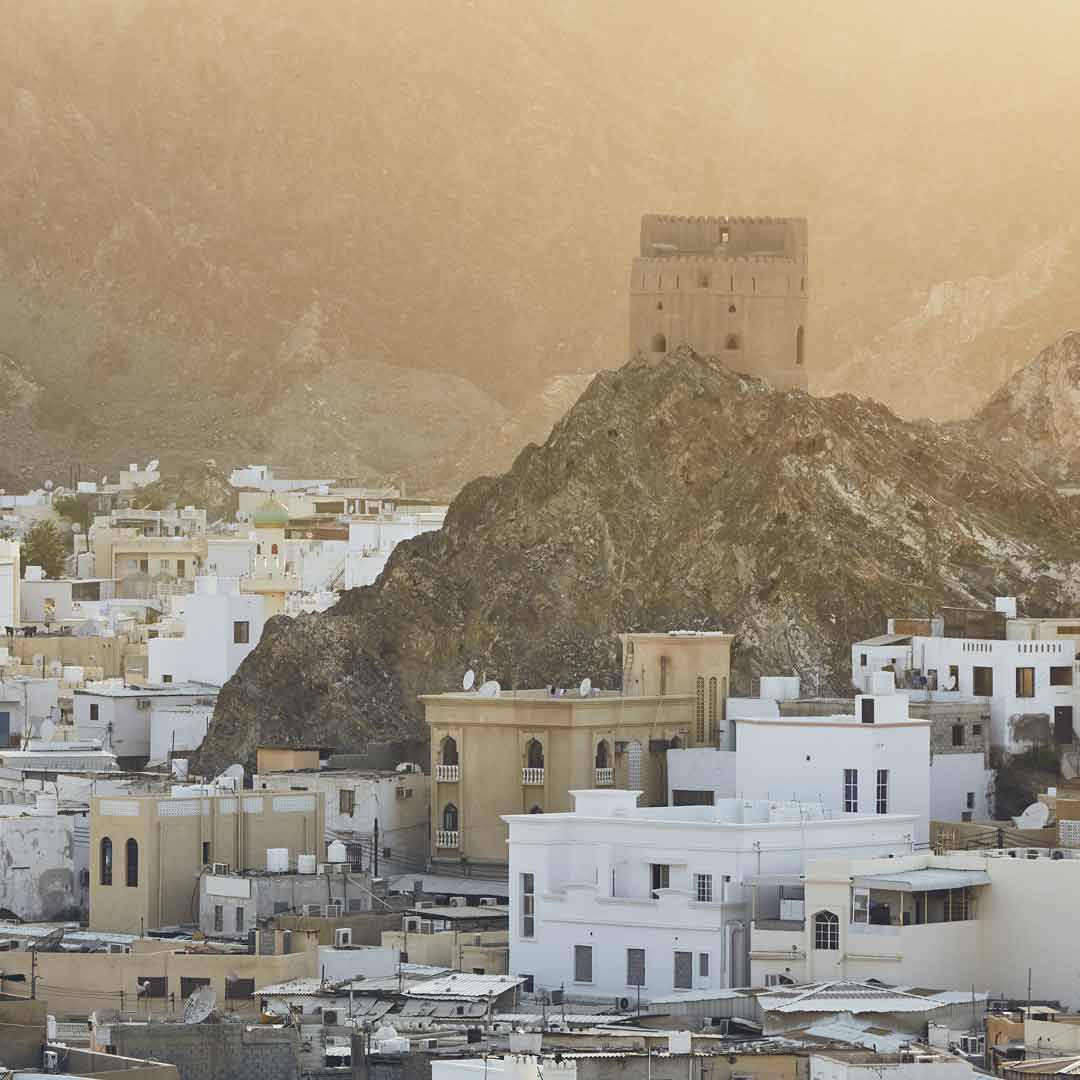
[522, 767, 545, 786]
[435, 830, 459, 849]
[436, 764, 459, 782]
[595, 767, 614, 786]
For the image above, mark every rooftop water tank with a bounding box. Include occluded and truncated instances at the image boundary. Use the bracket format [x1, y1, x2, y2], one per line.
[266, 848, 290, 873]
[297, 854, 317, 875]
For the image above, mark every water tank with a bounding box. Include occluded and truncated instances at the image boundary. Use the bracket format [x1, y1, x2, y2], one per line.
[266, 848, 290, 873]
[327, 840, 348, 864]
[62, 666, 84, 684]
[297, 854, 317, 875]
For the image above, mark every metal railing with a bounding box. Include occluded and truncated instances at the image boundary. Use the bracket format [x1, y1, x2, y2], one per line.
[436, 764, 459, 782]
[521, 767, 545, 786]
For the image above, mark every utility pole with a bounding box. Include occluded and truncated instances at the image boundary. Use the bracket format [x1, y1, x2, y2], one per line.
[31, 949, 37, 999]
[373, 819, 379, 878]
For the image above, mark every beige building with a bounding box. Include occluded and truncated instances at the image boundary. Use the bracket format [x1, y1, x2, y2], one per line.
[0, 929, 316, 1017]
[630, 215, 808, 391]
[422, 631, 732, 871]
[89, 789, 326, 932]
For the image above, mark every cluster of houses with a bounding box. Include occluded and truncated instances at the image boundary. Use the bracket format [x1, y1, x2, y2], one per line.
[5, 467, 1080, 1079]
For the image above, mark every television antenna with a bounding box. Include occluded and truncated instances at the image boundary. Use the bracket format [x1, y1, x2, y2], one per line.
[183, 986, 217, 1024]
[478, 680, 501, 699]
[578, 677, 592, 698]
[462, 669, 476, 692]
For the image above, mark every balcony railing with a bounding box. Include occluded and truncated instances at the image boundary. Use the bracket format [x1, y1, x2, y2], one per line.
[435, 830, 459, 849]
[522, 767, 545, 786]
[595, 767, 614, 786]
[436, 764, 459, 782]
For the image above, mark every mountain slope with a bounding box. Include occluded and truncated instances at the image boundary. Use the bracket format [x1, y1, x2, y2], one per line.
[195, 347, 1080, 774]
[970, 330, 1080, 483]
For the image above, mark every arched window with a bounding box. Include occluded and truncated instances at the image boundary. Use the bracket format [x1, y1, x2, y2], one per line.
[270, 543, 279, 556]
[651, 332, 667, 353]
[628, 740, 643, 789]
[595, 740, 610, 769]
[669, 734, 683, 749]
[529, 806, 543, 815]
[442, 803, 458, 832]
[440, 736, 459, 767]
[525, 739, 544, 770]
[728, 303, 737, 314]
[100, 837, 113, 886]
[726, 334, 740, 350]
[698, 272, 710, 289]
[125, 838, 139, 888]
[796, 325, 805, 366]
[708, 676, 718, 742]
[814, 910, 839, 950]
[657, 301, 664, 311]
[695, 677, 705, 742]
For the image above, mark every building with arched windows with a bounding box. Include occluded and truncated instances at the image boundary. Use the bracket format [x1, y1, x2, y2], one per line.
[630, 215, 808, 392]
[422, 630, 733, 874]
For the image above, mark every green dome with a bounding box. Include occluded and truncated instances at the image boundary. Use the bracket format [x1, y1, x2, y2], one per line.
[252, 498, 289, 528]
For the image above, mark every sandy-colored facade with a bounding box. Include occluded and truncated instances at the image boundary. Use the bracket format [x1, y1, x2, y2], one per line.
[630, 215, 808, 391]
[423, 631, 732, 870]
[0, 929, 317, 1017]
[89, 790, 325, 932]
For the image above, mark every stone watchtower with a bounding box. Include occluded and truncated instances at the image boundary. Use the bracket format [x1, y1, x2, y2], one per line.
[629, 215, 808, 391]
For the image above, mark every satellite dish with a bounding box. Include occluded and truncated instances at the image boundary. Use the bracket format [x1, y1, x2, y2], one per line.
[183, 985, 217, 1024]
[264, 997, 294, 1024]
[29, 927, 65, 952]
[579, 677, 592, 698]
[462, 669, 476, 691]
[945, 675, 957, 690]
[1013, 801, 1050, 830]
[478, 680, 501, 699]
[223, 763, 245, 782]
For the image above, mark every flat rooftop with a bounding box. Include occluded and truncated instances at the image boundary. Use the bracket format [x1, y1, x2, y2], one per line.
[74, 681, 219, 698]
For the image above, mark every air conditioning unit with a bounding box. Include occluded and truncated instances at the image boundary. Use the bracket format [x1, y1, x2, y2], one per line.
[420, 1038, 439, 1050]
[415, 901, 434, 909]
[43, 1050, 60, 1073]
[323, 1010, 339, 1026]
[335, 928, 352, 948]
[303, 903, 322, 917]
[960, 1035, 984, 1055]
[107, 943, 132, 955]
[211, 862, 230, 875]
[616, 996, 631, 1011]
[479, 897, 498, 907]
[404, 917, 422, 933]
[449, 896, 467, 907]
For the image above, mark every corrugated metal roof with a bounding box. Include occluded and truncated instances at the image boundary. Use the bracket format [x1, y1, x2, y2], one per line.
[1007, 1058, 1080, 1075]
[402, 973, 524, 999]
[797, 1017, 910, 1052]
[761, 980, 948, 1014]
[258, 978, 325, 996]
[852, 868, 991, 892]
[647, 988, 750, 1005]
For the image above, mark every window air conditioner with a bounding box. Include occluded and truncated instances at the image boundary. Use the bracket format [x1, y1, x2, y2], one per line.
[479, 897, 498, 907]
[211, 863, 230, 875]
[449, 896, 467, 907]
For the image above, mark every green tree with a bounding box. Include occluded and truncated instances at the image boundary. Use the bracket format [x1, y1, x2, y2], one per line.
[20, 520, 68, 579]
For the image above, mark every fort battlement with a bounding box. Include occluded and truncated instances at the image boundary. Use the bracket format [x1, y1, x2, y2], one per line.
[630, 212, 809, 392]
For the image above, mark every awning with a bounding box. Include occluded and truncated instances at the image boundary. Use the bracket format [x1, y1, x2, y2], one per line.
[852, 868, 990, 892]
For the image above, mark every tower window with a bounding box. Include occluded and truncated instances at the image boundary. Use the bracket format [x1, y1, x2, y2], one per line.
[651, 333, 667, 353]
[698, 272, 710, 288]
[796, 325, 805, 366]
[729, 304, 737, 314]
[725, 334, 739, 350]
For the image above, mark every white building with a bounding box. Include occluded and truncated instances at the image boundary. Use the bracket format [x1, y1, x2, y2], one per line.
[254, 765, 429, 875]
[854, 602, 1080, 755]
[667, 677, 935, 845]
[148, 576, 264, 687]
[345, 515, 445, 589]
[0, 676, 61, 746]
[505, 789, 917, 1002]
[73, 681, 218, 766]
[0, 538, 19, 631]
[749, 849, 1080, 1009]
[810, 1051, 979, 1080]
[147, 703, 214, 767]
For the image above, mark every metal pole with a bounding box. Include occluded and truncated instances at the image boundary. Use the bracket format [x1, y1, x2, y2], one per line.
[373, 819, 379, 878]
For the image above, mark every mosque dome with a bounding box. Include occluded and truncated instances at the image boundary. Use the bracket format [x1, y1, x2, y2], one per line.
[252, 498, 289, 529]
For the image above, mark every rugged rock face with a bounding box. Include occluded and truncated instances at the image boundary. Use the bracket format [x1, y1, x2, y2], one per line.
[970, 330, 1080, 484]
[195, 347, 1080, 774]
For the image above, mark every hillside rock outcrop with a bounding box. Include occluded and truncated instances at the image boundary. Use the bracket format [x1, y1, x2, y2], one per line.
[195, 347, 1080, 774]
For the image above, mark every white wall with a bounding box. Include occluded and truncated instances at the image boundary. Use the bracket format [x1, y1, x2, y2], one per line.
[20, 580, 75, 624]
[0, 541, 19, 630]
[810, 1055, 978, 1080]
[666, 748, 736, 804]
[148, 705, 214, 766]
[735, 701, 931, 845]
[506, 793, 917, 1001]
[148, 579, 263, 686]
[930, 753, 993, 823]
[0, 812, 83, 920]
